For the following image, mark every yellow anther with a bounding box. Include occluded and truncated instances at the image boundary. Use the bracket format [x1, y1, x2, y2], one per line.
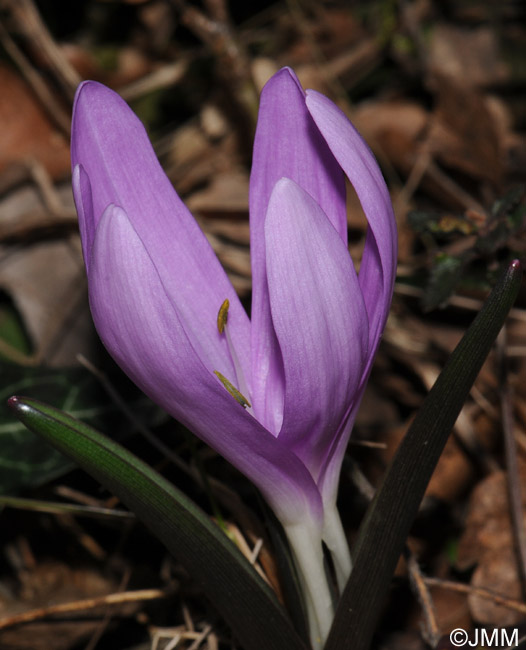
[214, 370, 251, 408]
[217, 299, 230, 334]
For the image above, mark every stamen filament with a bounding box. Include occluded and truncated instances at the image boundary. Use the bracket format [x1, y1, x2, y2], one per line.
[216, 299, 253, 411]
[214, 370, 252, 409]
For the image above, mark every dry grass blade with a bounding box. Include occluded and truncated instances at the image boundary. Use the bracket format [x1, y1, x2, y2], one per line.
[0, 494, 135, 519]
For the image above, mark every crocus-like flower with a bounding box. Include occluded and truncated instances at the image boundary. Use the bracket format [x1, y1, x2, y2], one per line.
[71, 67, 396, 647]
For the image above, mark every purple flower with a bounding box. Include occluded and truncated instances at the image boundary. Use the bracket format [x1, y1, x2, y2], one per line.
[71, 67, 396, 644]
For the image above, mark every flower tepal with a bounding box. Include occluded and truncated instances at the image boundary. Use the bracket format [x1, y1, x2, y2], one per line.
[71, 67, 397, 647]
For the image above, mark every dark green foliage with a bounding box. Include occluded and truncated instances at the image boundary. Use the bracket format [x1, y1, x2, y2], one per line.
[408, 186, 526, 310]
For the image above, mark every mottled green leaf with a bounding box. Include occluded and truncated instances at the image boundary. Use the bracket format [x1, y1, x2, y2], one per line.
[0, 362, 161, 493]
[423, 252, 464, 310]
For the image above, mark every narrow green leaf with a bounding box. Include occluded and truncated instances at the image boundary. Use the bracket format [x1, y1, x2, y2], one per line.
[325, 260, 522, 650]
[8, 396, 308, 650]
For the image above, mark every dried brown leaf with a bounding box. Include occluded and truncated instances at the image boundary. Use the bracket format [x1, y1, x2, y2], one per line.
[427, 73, 505, 186]
[0, 237, 98, 366]
[457, 466, 526, 625]
[428, 25, 509, 88]
[470, 554, 524, 625]
[0, 562, 120, 650]
[187, 171, 249, 218]
[0, 64, 70, 182]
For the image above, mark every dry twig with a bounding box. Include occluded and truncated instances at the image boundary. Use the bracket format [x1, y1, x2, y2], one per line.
[0, 19, 71, 134]
[0, 0, 81, 96]
[497, 327, 526, 598]
[424, 577, 526, 616]
[0, 587, 174, 630]
[405, 550, 440, 646]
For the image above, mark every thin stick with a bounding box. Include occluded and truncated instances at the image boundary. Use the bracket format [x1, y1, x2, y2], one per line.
[119, 60, 189, 102]
[83, 570, 132, 650]
[394, 281, 526, 322]
[0, 19, 71, 134]
[497, 327, 526, 597]
[1, 0, 81, 96]
[405, 550, 440, 646]
[423, 577, 526, 615]
[187, 624, 212, 650]
[0, 588, 173, 630]
[76, 354, 192, 478]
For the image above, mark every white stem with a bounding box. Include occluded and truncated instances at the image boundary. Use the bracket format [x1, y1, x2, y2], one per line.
[322, 504, 352, 593]
[284, 522, 334, 650]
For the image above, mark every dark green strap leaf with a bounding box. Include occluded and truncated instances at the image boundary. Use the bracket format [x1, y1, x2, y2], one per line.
[325, 260, 522, 650]
[8, 396, 308, 650]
